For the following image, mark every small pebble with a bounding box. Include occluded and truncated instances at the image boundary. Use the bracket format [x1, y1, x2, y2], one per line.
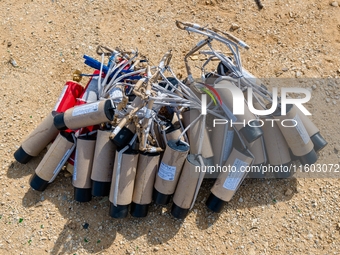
[10, 58, 18, 67]
[35, 201, 43, 207]
[285, 189, 293, 196]
[64, 172, 72, 178]
[99, 197, 108, 204]
[83, 223, 89, 229]
[231, 23, 240, 30]
[312, 85, 317, 90]
[331, 1, 338, 7]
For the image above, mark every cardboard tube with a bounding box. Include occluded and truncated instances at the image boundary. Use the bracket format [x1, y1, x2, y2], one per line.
[15, 81, 82, 164]
[294, 106, 319, 135]
[14, 112, 60, 164]
[131, 152, 160, 217]
[206, 148, 253, 213]
[181, 109, 191, 140]
[294, 106, 327, 152]
[30, 131, 74, 191]
[211, 122, 226, 167]
[183, 109, 214, 163]
[165, 126, 185, 142]
[73, 136, 96, 202]
[91, 129, 117, 197]
[153, 122, 164, 149]
[209, 124, 234, 179]
[54, 99, 115, 130]
[245, 137, 266, 178]
[154, 139, 189, 205]
[15, 81, 83, 164]
[172, 154, 207, 219]
[262, 117, 292, 178]
[214, 80, 263, 143]
[272, 104, 317, 165]
[212, 124, 234, 166]
[109, 149, 139, 218]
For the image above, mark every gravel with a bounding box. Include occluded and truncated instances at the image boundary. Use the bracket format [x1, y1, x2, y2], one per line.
[1, 0, 340, 254]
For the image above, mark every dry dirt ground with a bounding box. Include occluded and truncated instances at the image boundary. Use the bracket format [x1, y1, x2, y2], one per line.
[1, 0, 340, 254]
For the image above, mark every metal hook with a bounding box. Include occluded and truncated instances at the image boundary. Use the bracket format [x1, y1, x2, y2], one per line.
[96, 45, 114, 56]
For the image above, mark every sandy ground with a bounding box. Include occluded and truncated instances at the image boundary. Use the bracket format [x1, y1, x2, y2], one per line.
[1, 0, 340, 254]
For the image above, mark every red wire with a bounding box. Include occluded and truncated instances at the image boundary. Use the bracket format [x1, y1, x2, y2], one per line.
[198, 82, 222, 105]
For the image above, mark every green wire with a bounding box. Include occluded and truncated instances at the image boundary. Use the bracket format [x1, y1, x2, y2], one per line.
[199, 88, 217, 106]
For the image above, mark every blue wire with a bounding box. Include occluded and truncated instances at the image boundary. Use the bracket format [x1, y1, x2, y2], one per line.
[83, 55, 143, 80]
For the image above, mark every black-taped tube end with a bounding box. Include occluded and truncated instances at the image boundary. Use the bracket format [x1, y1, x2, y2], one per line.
[299, 149, 318, 165]
[153, 188, 171, 206]
[30, 173, 49, 191]
[109, 202, 129, 219]
[310, 132, 328, 153]
[128, 94, 136, 102]
[60, 130, 75, 142]
[289, 148, 299, 162]
[14, 146, 33, 164]
[110, 126, 134, 149]
[74, 187, 92, 202]
[130, 202, 149, 218]
[205, 193, 226, 213]
[104, 99, 115, 121]
[91, 181, 111, 197]
[217, 61, 232, 76]
[53, 112, 67, 130]
[239, 120, 264, 143]
[171, 203, 189, 219]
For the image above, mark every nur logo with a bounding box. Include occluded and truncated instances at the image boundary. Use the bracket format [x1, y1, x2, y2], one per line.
[199, 82, 312, 116]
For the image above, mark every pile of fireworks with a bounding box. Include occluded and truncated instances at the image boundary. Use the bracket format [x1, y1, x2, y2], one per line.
[13, 21, 327, 219]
